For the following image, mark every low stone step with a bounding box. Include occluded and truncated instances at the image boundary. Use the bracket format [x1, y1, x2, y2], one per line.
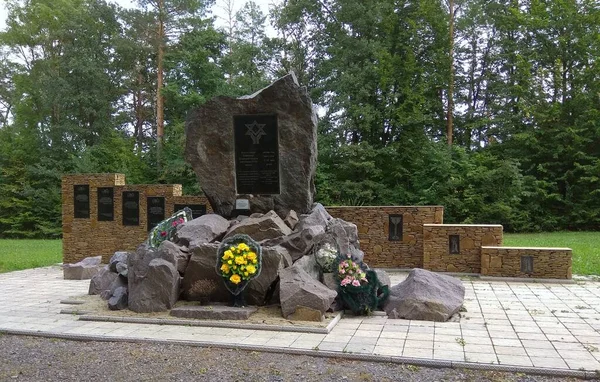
[170, 305, 257, 320]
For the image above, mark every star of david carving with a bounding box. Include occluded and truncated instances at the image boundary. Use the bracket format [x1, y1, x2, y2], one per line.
[245, 120, 267, 144]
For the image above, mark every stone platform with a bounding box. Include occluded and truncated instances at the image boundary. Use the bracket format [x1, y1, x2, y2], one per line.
[170, 305, 257, 320]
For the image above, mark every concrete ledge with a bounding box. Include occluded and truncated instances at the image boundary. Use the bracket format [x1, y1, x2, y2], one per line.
[76, 311, 344, 334]
[482, 246, 572, 251]
[0, 329, 593, 380]
[479, 276, 575, 284]
[423, 224, 503, 227]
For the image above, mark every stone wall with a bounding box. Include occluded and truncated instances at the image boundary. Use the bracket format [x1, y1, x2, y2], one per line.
[481, 246, 572, 279]
[422, 224, 503, 273]
[62, 174, 210, 264]
[326, 206, 444, 268]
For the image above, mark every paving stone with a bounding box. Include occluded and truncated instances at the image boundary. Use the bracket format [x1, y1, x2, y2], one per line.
[496, 354, 533, 367]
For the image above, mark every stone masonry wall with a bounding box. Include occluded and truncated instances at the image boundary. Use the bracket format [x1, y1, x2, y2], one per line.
[481, 247, 572, 279]
[423, 224, 503, 273]
[62, 174, 210, 264]
[326, 206, 444, 268]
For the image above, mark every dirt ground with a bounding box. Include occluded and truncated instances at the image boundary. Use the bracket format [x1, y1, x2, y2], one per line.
[0, 335, 593, 382]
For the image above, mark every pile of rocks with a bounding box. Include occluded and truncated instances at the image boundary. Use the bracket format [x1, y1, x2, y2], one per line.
[86, 202, 465, 322]
[88, 203, 370, 321]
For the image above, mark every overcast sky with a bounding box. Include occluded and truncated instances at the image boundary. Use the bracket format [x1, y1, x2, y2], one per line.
[0, 0, 276, 33]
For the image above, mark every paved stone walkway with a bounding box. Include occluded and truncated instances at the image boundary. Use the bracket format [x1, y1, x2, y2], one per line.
[2, 266, 600, 376]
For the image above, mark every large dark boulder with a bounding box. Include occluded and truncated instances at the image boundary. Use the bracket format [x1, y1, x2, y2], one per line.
[224, 210, 291, 241]
[279, 266, 337, 319]
[175, 214, 229, 246]
[158, 240, 190, 274]
[88, 266, 118, 295]
[109, 252, 129, 273]
[246, 245, 292, 306]
[185, 72, 318, 218]
[64, 256, 103, 280]
[127, 244, 180, 313]
[108, 287, 128, 311]
[384, 268, 465, 322]
[181, 242, 230, 302]
[264, 203, 330, 261]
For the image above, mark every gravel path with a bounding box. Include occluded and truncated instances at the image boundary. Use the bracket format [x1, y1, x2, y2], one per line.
[0, 335, 593, 381]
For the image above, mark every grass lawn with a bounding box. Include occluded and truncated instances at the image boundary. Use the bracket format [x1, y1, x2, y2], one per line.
[0, 239, 62, 273]
[504, 231, 600, 276]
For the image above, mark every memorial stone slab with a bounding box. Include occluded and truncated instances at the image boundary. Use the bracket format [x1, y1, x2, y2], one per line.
[185, 72, 317, 219]
[147, 196, 165, 231]
[74, 185, 90, 219]
[97, 187, 114, 221]
[122, 191, 140, 226]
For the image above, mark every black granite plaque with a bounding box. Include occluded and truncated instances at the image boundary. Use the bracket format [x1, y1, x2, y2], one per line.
[73, 185, 90, 219]
[122, 191, 139, 226]
[97, 187, 114, 221]
[388, 214, 403, 241]
[174, 204, 206, 219]
[147, 197, 165, 231]
[521, 256, 534, 274]
[234, 114, 280, 194]
[449, 235, 460, 254]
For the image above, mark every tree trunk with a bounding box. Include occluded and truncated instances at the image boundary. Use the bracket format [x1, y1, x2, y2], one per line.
[446, 0, 455, 146]
[156, 0, 165, 169]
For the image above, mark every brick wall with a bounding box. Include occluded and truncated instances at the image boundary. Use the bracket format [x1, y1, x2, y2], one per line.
[326, 206, 444, 268]
[481, 246, 572, 279]
[62, 174, 210, 264]
[423, 224, 503, 273]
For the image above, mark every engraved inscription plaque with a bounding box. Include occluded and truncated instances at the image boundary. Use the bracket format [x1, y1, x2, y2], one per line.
[234, 114, 279, 194]
[97, 187, 114, 221]
[174, 204, 206, 219]
[388, 214, 403, 241]
[449, 235, 460, 254]
[122, 191, 140, 226]
[521, 256, 534, 274]
[74, 185, 90, 219]
[147, 197, 165, 231]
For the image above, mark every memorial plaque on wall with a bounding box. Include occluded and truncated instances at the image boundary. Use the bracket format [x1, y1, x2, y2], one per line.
[521, 256, 534, 274]
[449, 234, 460, 254]
[122, 191, 140, 226]
[147, 197, 165, 231]
[97, 187, 114, 221]
[234, 114, 280, 194]
[73, 185, 90, 219]
[388, 214, 403, 241]
[174, 204, 206, 219]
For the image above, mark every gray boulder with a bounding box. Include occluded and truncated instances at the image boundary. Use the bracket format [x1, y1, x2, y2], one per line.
[109, 252, 129, 273]
[181, 242, 230, 302]
[88, 266, 118, 295]
[185, 72, 318, 218]
[264, 204, 330, 261]
[322, 272, 338, 291]
[374, 269, 391, 288]
[104, 275, 127, 300]
[224, 210, 292, 241]
[284, 210, 299, 230]
[127, 245, 180, 313]
[63, 256, 103, 280]
[292, 255, 320, 280]
[115, 262, 128, 278]
[279, 266, 337, 318]
[384, 268, 465, 322]
[326, 218, 359, 256]
[108, 287, 128, 311]
[175, 214, 229, 246]
[246, 245, 292, 305]
[158, 240, 191, 274]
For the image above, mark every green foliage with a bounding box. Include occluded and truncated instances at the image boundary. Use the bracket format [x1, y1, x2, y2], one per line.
[0, 0, 599, 238]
